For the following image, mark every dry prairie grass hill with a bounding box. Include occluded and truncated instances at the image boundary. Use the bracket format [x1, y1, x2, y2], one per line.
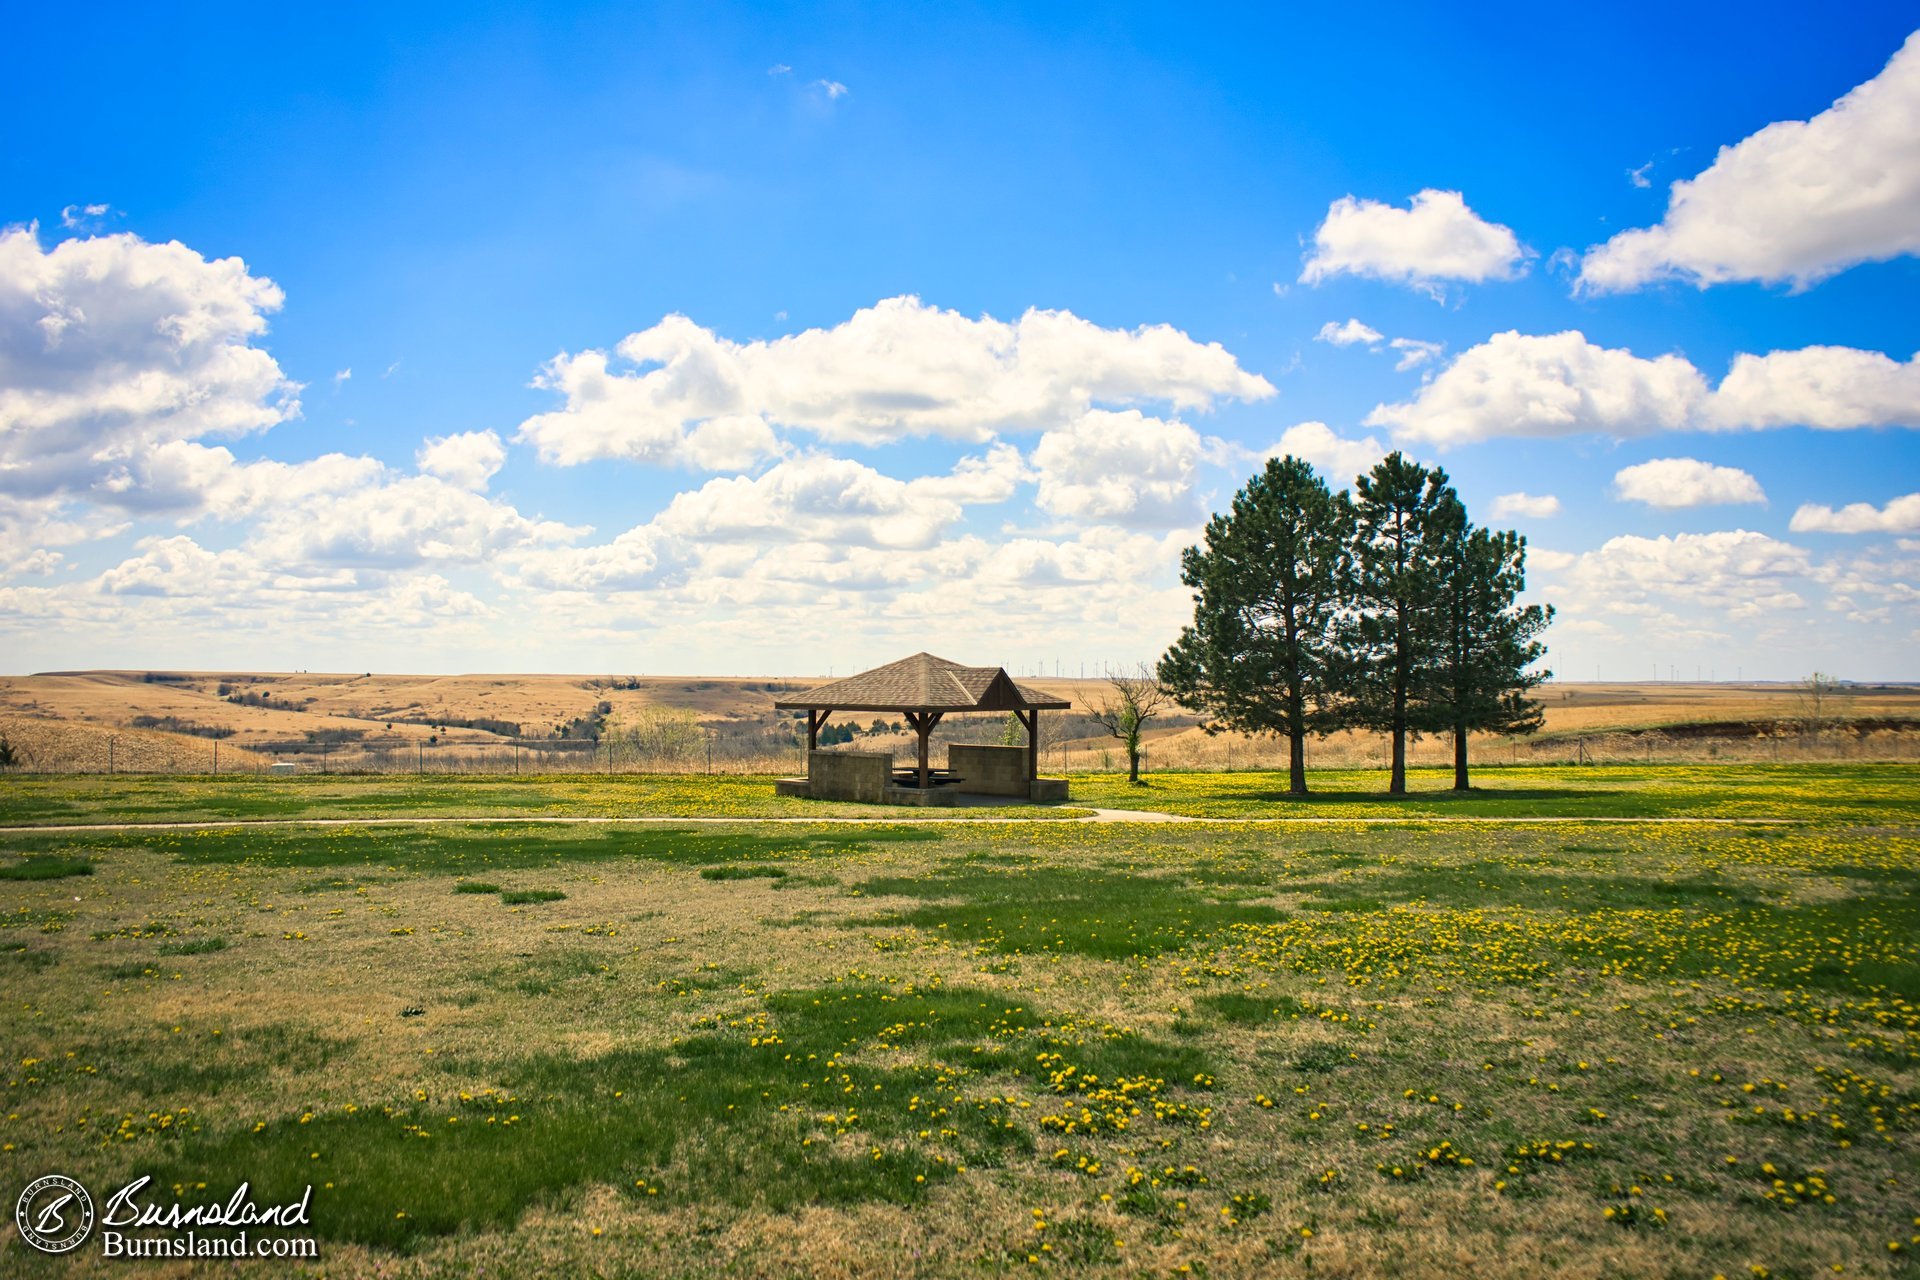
[0, 712, 270, 774]
[0, 671, 1915, 773]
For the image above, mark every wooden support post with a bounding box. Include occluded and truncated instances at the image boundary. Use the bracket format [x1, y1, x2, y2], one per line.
[1026, 709, 1040, 781]
[807, 709, 830, 752]
[914, 712, 931, 789]
[901, 710, 942, 789]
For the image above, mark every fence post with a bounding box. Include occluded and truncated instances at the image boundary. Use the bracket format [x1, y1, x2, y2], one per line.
[109, 737, 114, 775]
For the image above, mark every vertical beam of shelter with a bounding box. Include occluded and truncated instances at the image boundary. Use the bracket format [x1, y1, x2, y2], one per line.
[808, 709, 832, 752]
[906, 711, 944, 788]
[1020, 708, 1039, 781]
[908, 712, 929, 789]
[1029, 706, 1044, 786]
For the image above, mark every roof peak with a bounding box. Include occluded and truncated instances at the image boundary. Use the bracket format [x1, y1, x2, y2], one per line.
[772, 652, 1071, 713]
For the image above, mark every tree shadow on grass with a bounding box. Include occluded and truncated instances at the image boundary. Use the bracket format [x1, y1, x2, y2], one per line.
[1177, 786, 1626, 807]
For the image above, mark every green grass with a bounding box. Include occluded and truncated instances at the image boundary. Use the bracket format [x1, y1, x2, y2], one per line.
[0, 853, 94, 879]
[1068, 761, 1920, 823]
[156, 936, 228, 955]
[1191, 991, 1309, 1024]
[140, 981, 1197, 1251]
[0, 822, 942, 878]
[2, 767, 1916, 1278]
[0, 772, 1083, 826]
[0, 762, 1910, 830]
[500, 888, 567, 904]
[859, 860, 1286, 958]
[699, 863, 789, 879]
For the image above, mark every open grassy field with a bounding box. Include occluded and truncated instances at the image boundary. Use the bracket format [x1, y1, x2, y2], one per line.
[0, 763, 1915, 827]
[0, 773, 1092, 826]
[2, 766, 1916, 1277]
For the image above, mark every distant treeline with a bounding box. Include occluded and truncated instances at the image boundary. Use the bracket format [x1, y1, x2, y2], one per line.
[221, 687, 315, 709]
[128, 715, 235, 739]
[584, 676, 805, 694]
[383, 714, 523, 737]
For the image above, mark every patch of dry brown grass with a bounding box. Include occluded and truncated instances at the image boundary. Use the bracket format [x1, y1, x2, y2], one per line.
[0, 714, 267, 774]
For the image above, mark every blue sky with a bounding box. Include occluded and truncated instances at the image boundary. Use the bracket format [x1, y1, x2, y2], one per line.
[2, 2, 1917, 678]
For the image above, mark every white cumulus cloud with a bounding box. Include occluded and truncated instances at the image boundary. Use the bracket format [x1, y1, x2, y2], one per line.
[1579, 31, 1920, 291]
[0, 226, 299, 504]
[1314, 318, 1384, 347]
[1613, 458, 1766, 509]
[1366, 331, 1707, 446]
[1790, 492, 1920, 534]
[1257, 421, 1388, 483]
[1705, 345, 1920, 430]
[1031, 410, 1203, 528]
[1367, 330, 1920, 447]
[417, 430, 508, 491]
[515, 296, 1274, 466]
[132, 442, 385, 518]
[1300, 189, 1531, 293]
[1489, 492, 1561, 519]
[908, 443, 1030, 505]
[650, 452, 1017, 551]
[247, 474, 582, 571]
[1564, 530, 1812, 615]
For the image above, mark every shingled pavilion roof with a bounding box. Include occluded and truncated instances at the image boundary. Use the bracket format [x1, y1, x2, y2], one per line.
[774, 653, 1070, 714]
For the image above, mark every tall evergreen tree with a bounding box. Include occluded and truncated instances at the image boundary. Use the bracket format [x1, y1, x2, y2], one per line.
[1428, 520, 1553, 790]
[1340, 452, 1458, 796]
[1159, 455, 1350, 796]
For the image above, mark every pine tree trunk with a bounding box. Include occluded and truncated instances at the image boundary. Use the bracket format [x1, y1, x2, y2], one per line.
[1389, 617, 1409, 794]
[1452, 725, 1469, 791]
[1288, 732, 1308, 796]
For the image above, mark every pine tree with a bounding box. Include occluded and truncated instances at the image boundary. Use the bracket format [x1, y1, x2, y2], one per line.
[1159, 455, 1351, 796]
[1428, 521, 1553, 790]
[1340, 452, 1458, 796]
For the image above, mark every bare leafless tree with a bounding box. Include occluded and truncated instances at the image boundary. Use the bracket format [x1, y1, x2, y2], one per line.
[1796, 671, 1841, 739]
[1089, 663, 1175, 784]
